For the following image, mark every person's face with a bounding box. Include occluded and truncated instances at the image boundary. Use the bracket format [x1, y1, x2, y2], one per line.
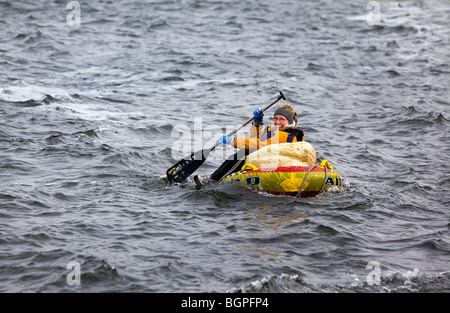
[273, 115, 289, 130]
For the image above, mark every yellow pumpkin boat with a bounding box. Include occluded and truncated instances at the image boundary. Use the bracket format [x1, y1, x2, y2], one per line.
[220, 142, 343, 197]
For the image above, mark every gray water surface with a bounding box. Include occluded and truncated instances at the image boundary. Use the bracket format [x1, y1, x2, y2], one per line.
[0, 0, 449, 292]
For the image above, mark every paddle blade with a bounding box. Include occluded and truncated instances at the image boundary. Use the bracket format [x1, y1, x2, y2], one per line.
[166, 149, 211, 183]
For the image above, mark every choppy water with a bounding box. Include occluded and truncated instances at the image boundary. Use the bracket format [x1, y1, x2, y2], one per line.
[1, 0, 449, 293]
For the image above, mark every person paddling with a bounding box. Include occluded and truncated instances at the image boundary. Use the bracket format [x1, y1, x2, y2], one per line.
[194, 104, 304, 186]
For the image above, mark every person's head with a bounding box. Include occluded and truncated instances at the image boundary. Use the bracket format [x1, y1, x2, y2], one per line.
[273, 104, 297, 130]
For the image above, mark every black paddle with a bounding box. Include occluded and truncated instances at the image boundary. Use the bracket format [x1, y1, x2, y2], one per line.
[166, 91, 286, 183]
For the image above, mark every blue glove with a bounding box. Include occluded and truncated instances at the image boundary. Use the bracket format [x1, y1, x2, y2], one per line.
[253, 107, 264, 123]
[216, 135, 234, 145]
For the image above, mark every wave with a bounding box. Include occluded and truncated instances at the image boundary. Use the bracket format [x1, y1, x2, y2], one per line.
[229, 269, 450, 293]
[0, 84, 71, 104]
